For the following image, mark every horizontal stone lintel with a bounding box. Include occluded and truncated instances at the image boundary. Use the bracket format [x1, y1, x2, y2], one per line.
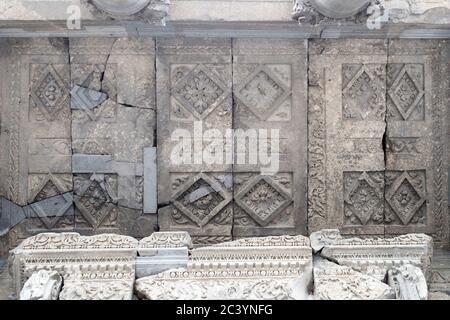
[0, 22, 450, 39]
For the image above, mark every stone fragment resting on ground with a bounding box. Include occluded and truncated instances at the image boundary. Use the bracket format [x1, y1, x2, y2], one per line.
[313, 257, 396, 300]
[9, 231, 438, 300]
[19, 270, 62, 300]
[135, 235, 313, 300]
[387, 264, 428, 300]
[10, 232, 138, 299]
[311, 229, 433, 281]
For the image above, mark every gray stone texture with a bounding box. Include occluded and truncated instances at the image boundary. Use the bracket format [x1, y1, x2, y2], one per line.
[232, 39, 308, 238]
[0, 36, 448, 258]
[308, 39, 449, 247]
[157, 37, 234, 245]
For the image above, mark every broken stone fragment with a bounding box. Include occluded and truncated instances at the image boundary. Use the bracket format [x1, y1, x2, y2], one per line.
[70, 85, 108, 110]
[135, 268, 312, 300]
[10, 232, 138, 296]
[313, 257, 395, 300]
[319, 233, 433, 281]
[136, 232, 192, 278]
[309, 229, 342, 253]
[136, 234, 313, 300]
[60, 281, 133, 300]
[387, 264, 428, 300]
[20, 270, 62, 300]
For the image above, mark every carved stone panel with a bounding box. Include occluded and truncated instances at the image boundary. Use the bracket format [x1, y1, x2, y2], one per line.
[308, 39, 449, 245]
[232, 39, 308, 237]
[308, 40, 388, 236]
[0, 39, 74, 243]
[157, 38, 233, 245]
[385, 40, 449, 245]
[70, 38, 157, 237]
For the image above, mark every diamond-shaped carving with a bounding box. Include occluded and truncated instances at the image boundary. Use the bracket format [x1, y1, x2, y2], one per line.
[236, 67, 289, 121]
[29, 174, 67, 203]
[388, 66, 424, 120]
[28, 174, 73, 229]
[386, 172, 425, 225]
[173, 66, 226, 119]
[342, 65, 385, 121]
[235, 176, 292, 227]
[344, 172, 384, 225]
[172, 173, 231, 227]
[74, 179, 114, 229]
[31, 65, 68, 121]
[30, 193, 73, 229]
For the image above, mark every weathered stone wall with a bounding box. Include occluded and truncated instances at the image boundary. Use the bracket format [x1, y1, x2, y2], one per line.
[0, 37, 448, 255]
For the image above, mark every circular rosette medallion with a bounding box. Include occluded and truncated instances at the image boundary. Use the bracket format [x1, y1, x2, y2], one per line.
[309, 0, 371, 18]
[92, 0, 151, 16]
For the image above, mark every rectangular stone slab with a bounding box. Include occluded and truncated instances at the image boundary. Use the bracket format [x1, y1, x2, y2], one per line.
[232, 39, 308, 237]
[143, 147, 157, 214]
[156, 37, 233, 245]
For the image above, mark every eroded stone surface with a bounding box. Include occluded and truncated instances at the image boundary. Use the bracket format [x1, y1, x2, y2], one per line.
[60, 280, 133, 300]
[313, 257, 395, 300]
[320, 233, 433, 281]
[10, 233, 138, 297]
[309, 229, 342, 253]
[387, 264, 428, 300]
[136, 269, 311, 300]
[19, 270, 62, 300]
[137, 234, 313, 300]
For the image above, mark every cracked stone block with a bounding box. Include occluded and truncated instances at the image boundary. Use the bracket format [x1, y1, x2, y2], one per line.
[307, 39, 449, 246]
[308, 39, 387, 235]
[313, 257, 395, 300]
[19, 270, 62, 300]
[309, 229, 342, 253]
[70, 85, 108, 110]
[0, 39, 72, 210]
[319, 232, 433, 281]
[387, 264, 428, 300]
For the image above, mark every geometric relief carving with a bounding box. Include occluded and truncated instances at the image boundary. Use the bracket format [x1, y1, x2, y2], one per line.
[232, 38, 307, 237]
[166, 172, 234, 244]
[28, 173, 72, 203]
[172, 173, 231, 228]
[30, 64, 69, 122]
[73, 174, 117, 230]
[342, 64, 386, 121]
[387, 64, 424, 121]
[235, 66, 290, 121]
[157, 38, 233, 245]
[235, 173, 293, 227]
[343, 171, 385, 226]
[172, 66, 227, 120]
[385, 170, 427, 226]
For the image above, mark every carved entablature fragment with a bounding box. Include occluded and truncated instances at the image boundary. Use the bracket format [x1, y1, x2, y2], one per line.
[10, 232, 138, 299]
[313, 230, 434, 281]
[135, 235, 313, 300]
